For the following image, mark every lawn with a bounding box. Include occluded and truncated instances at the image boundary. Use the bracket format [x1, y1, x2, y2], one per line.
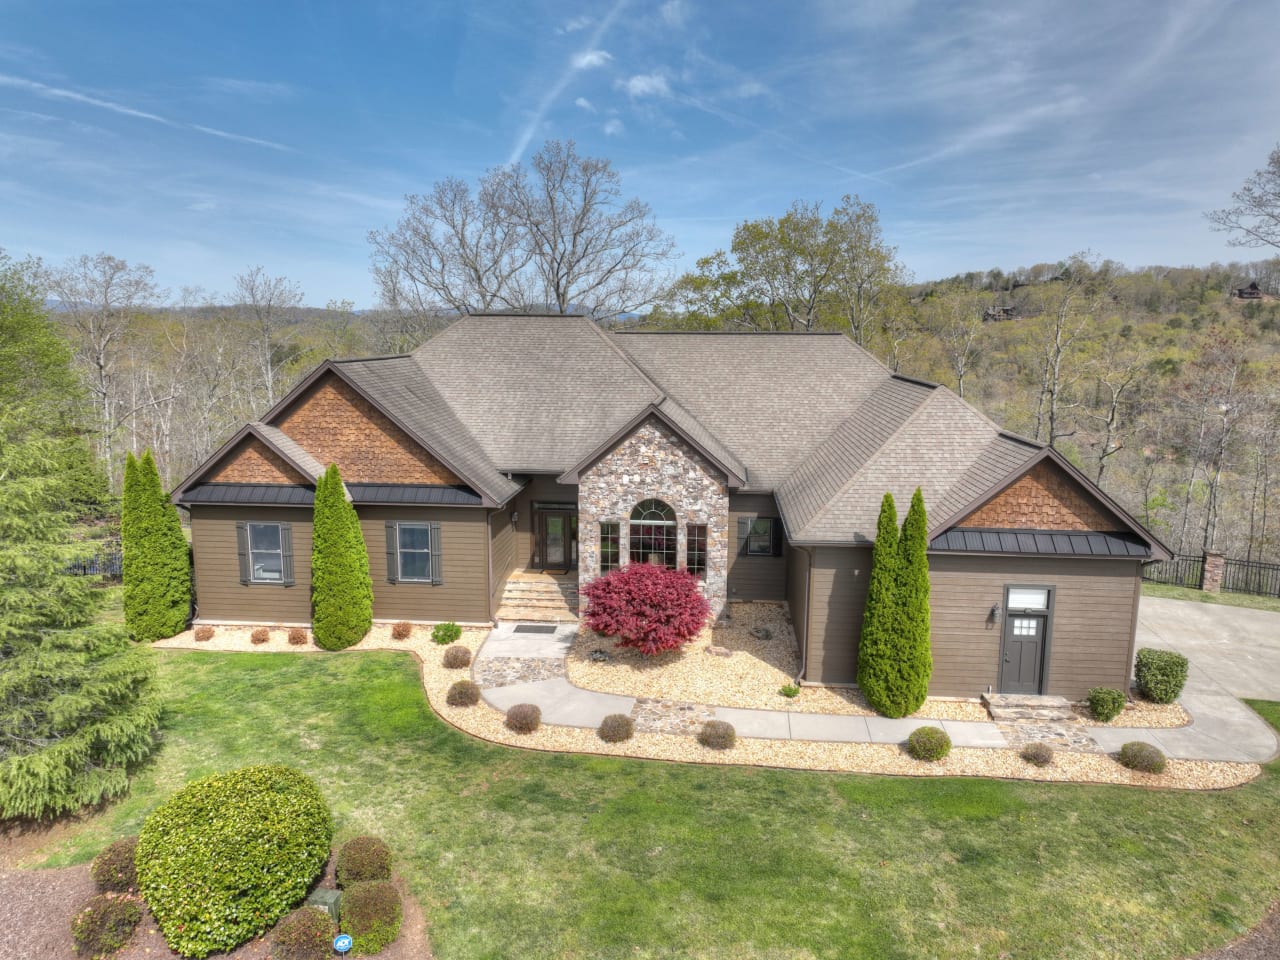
[29, 650, 1280, 960]
[1143, 581, 1280, 614]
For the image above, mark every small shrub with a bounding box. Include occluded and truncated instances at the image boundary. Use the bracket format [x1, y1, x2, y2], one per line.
[698, 720, 736, 750]
[1020, 742, 1054, 767]
[442, 644, 472, 669]
[506, 703, 541, 734]
[1118, 741, 1168, 774]
[337, 835, 393, 887]
[432, 621, 462, 645]
[581, 563, 710, 656]
[446, 679, 480, 707]
[287, 626, 308, 645]
[90, 836, 138, 893]
[71, 893, 143, 959]
[193, 625, 214, 642]
[1087, 687, 1127, 722]
[272, 907, 334, 960]
[390, 620, 412, 641]
[597, 713, 634, 743]
[1135, 648, 1189, 704]
[906, 725, 951, 762]
[778, 683, 800, 698]
[250, 627, 270, 645]
[341, 880, 402, 955]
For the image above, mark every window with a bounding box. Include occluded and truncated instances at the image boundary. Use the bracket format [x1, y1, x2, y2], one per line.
[1012, 617, 1038, 636]
[746, 517, 775, 556]
[397, 523, 432, 581]
[600, 522, 620, 573]
[1007, 588, 1049, 610]
[687, 524, 707, 576]
[248, 522, 284, 582]
[629, 498, 677, 569]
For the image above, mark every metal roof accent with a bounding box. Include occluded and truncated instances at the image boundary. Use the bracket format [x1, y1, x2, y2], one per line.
[347, 483, 483, 506]
[928, 527, 1152, 558]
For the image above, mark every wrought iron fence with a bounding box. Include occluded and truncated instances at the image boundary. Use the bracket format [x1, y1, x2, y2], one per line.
[1141, 554, 1204, 589]
[1223, 558, 1280, 598]
[67, 542, 122, 578]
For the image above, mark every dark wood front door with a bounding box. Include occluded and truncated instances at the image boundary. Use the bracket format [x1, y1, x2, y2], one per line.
[1000, 613, 1046, 694]
[536, 510, 578, 570]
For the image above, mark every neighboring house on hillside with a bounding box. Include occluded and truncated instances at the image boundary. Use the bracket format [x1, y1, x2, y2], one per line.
[173, 315, 1170, 700]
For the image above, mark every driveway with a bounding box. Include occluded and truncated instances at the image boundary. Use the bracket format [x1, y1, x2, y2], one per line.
[1138, 596, 1280, 700]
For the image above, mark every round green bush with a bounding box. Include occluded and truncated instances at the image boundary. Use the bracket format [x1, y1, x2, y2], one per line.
[1118, 741, 1168, 774]
[697, 720, 736, 750]
[442, 644, 472, 669]
[90, 836, 138, 893]
[337, 835, 394, 887]
[1020, 742, 1054, 767]
[1134, 648, 1189, 704]
[136, 765, 332, 959]
[432, 621, 463, 645]
[597, 713, 634, 743]
[1087, 687, 1126, 723]
[342, 880, 402, 955]
[272, 907, 335, 960]
[71, 892, 142, 959]
[906, 725, 951, 762]
[446, 679, 480, 707]
[506, 703, 541, 734]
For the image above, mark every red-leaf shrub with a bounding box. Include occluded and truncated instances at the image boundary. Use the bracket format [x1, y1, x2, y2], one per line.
[581, 563, 710, 656]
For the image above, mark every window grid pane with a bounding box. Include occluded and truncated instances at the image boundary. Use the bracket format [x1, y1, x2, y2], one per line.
[398, 523, 431, 581]
[687, 524, 707, 576]
[600, 522, 620, 574]
[747, 517, 773, 556]
[247, 523, 283, 582]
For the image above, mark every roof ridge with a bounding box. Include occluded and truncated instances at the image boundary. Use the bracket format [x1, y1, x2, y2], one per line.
[586, 318, 664, 401]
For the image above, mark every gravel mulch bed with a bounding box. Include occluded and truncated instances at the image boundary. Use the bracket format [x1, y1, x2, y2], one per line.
[1075, 695, 1190, 728]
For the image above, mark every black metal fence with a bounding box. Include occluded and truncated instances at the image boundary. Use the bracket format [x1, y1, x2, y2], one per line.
[67, 542, 122, 579]
[1141, 554, 1204, 589]
[1223, 557, 1280, 598]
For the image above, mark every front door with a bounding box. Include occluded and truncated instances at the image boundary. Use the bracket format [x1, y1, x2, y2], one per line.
[536, 510, 578, 571]
[1000, 614, 1046, 694]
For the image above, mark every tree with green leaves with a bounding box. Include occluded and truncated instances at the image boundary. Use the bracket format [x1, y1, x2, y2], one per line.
[311, 464, 372, 650]
[895, 488, 933, 716]
[857, 493, 903, 716]
[121, 449, 191, 641]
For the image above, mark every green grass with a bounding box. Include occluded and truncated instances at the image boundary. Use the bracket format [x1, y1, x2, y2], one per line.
[1143, 581, 1280, 614]
[93, 582, 124, 625]
[27, 650, 1280, 960]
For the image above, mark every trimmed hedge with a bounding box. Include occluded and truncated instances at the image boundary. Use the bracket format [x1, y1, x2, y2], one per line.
[906, 726, 951, 762]
[432, 621, 462, 645]
[136, 765, 332, 959]
[272, 907, 335, 960]
[90, 836, 138, 893]
[1087, 687, 1126, 723]
[506, 703, 542, 734]
[342, 880, 402, 955]
[442, 645, 472, 669]
[1135, 648, 1189, 704]
[337, 835, 393, 887]
[1118, 741, 1168, 774]
[597, 713, 634, 743]
[71, 893, 142, 960]
[446, 680, 481, 707]
[698, 720, 736, 750]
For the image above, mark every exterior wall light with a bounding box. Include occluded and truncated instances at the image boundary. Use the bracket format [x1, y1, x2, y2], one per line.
[989, 602, 1001, 624]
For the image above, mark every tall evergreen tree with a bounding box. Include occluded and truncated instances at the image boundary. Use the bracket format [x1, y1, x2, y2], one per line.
[311, 464, 372, 650]
[122, 449, 191, 641]
[895, 487, 933, 716]
[858, 493, 906, 716]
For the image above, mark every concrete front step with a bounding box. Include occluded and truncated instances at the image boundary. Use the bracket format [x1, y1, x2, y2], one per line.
[495, 606, 579, 623]
[981, 693, 1077, 723]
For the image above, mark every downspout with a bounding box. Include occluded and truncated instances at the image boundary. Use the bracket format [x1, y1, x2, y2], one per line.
[792, 544, 815, 685]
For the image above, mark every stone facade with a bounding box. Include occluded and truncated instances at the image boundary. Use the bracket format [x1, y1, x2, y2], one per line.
[1203, 551, 1226, 593]
[959, 460, 1116, 532]
[578, 418, 730, 617]
[208, 437, 307, 484]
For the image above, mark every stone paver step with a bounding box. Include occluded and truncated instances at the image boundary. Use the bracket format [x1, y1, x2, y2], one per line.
[982, 693, 1077, 723]
[495, 607, 579, 623]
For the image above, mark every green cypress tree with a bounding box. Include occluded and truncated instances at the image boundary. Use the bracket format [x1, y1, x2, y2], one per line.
[895, 487, 933, 716]
[311, 464, 372, 650]
[858, 492, 906, 716]
[122, 450, 191, 641]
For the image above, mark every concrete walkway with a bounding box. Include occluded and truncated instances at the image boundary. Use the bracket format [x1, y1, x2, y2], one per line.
[475, 618, 1278, 763]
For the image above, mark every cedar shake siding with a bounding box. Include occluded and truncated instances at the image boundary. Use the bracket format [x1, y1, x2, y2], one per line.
[927, 554, 1142, 700]
[958, 461, 1118, 532]
[728, 493, 787, 602]
[360, 505, 490, 623]
[277, 373, 462, 485]
[191, 505, 313, 624]
[207, 437, 308, 484]
[489, 506, 519, 615]
[801, 546, 872, 685]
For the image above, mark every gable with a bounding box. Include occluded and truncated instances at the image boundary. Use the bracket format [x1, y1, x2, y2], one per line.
[206, 436, 309, 485]
[956, 460, 1120, 532]
[581, 417, 728, 488]
[274, 372, 461, 486]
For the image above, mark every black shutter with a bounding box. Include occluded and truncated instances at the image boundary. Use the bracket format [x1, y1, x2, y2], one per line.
[236, 522, 250, 584]
[429, 522, 443, 586]
[280, 523, 295, 586]
[737, 516, 751, 556]
[385, 521, 398, 584]
[771, 518, 783, 556]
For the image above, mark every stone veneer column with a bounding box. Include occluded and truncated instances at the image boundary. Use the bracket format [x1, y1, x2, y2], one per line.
[578, 418, 730, 617]
[1202, 551, 1226, 593]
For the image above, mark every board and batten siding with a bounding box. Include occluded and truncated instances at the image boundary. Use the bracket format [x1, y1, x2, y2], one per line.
[927, 554, 1143, 700]
[728, 493, 787, 602]
[489, 506, 519, 616]
[360, 505, 490, 623]
[190, 505, 313, 624]
[801, 545, 872, 684]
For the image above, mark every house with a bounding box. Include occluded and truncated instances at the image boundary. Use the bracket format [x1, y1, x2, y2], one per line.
[173, 315, 1170, 700]
[1236, 281, 1263, 300]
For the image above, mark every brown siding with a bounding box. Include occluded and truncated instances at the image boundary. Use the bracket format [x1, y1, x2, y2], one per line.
[190, 505, 313, 624]
[958, 461, 1117, 531]
[361, 506, 490, 622]
[511, 475, 578, 568]
[802, 546, 871, 684]
[728, 493, 787, 602]
[489, 507, 519, 615]
[785, 542, 811, 665]
[207, 437, 306, 484]
[928, 554, 1142, 699]
[277, 373, 461, 485]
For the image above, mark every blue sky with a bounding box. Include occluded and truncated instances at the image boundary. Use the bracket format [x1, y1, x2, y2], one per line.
[2, 0, 1278, 307]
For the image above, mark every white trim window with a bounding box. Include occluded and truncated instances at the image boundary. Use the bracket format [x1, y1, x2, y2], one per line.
[397, 522, 432, 581]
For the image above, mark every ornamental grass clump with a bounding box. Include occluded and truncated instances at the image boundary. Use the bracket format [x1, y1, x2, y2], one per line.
[581, 563, 710, 656]
[337, 835, 394, 887]
[1020, 742, 1054, 767]
[136, 765, 331, 959]
[1135, 648, 1189, 704]
[341, 880, 403, 955]
[442, 644, 472, 669]
[250, 627, 270, 645]
[446, 680, 480, 707]
[506, 703, 542, 734]
[432, 621, 462, 645]
[906, 725, 951, 762]
[287, 626, 308, 645]
[1087, 687, 1126, 722]
[71, 893, 142, 960]
[390, 620, 412, 641]
[597, 713, 634, 743]
[90, 836, 138, 893]
[698, 720, 736, 750]
[271, 907, 334, 960]
[1118, 741, 1168, 774]
[193, 625, 214, 642]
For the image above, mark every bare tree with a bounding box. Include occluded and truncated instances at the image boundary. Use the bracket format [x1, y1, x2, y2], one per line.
[1206, 143, 1280, 249]
[371, 140, 676, 320]
[1082, 334, 1152, 485]
[233, 266, 303, 406]
[919, 289, 989, 398]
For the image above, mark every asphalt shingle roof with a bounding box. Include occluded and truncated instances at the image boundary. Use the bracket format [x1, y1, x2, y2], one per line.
[253, 422, 325, 480]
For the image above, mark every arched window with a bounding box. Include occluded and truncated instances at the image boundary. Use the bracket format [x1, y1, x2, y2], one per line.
[629, 499, 676, 569]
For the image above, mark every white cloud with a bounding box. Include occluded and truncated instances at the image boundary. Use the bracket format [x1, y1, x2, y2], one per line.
[574, 96, 596, 112]
[572, 49, 613, 70]
[727, 79, 769, 99]
[623, 73, 671, 98]
[603, 117, 625, 136]
[660, 0, 689, 26]
[202, 77, 296, 101]
[558, 15, 593, 34]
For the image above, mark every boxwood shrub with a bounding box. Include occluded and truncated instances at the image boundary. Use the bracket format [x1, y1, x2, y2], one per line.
[432, 621, 462, 645]
[442, 644, 472, 669]
[446, 679, 480, 707]
[136, 765, 332, 959]
[71, 893, 142, 959]
[341, 880, 402, 955]
[906, 725, 951, 761]
[505, 703, 542, 734]
[90, 836, 139, 893]
[272, 906, 335, 960]
[597, 713, 634, 743]
[337, 835, 393, 887]
[1118, 740, 1168, 774]
[1135, 648, 1189, 704]
[1087, 687, 1126, 723]
[697, 720, 736, 750]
